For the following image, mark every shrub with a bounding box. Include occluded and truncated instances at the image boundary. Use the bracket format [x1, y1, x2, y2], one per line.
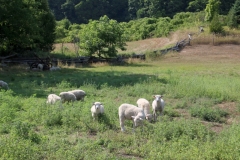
[209, 14, 224, 34]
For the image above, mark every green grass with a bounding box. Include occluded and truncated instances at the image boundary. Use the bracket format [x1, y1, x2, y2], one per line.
[0, 56, 240, 159]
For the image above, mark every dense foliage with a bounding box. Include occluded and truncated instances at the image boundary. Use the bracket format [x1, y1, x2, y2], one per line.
[79, 15, 126, 58]
[48, 0, 235, 24]
[227, 0, 240, 28]
[1, 0, 239, 56]
[57, 11, 206, 44]
[0, 0, 56, 56]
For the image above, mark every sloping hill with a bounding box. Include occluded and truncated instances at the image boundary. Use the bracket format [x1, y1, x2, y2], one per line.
[53, 30, 240, 62]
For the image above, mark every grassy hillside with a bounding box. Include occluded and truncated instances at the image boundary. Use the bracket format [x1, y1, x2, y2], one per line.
[52, 27, 240, 58]
[1, 39, 240, 159]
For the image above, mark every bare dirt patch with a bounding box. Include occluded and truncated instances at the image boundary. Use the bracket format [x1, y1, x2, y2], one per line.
[216, 102, 240, 124]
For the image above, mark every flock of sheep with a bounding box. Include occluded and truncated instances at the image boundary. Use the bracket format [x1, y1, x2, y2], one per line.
[0, 80, 165, 132]
[119, 95, 165, 132]
[30, 63, 61, 71]
[46, 88, 165, 132]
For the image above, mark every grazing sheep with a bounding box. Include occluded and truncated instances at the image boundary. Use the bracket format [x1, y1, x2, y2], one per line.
[91, 102, 104, 120]
[59, 92, 76, 103]
[0, 80, 9, 90]
[37, 64, 43, 70]
[152, 95, 165, 121]
[137, 98, 153, 122]
[68, 89, 86, 101]
[118, 103, 145, 132]
[31, 68, 41, 71]
[46, 94, 61, 104]
[50, 66, 61, 71]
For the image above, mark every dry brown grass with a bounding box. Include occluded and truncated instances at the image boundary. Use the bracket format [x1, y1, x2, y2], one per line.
[192, 34, 240, 45]
[52, 31, 240, 62]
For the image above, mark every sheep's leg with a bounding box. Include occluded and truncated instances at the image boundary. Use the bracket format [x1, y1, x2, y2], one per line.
[153, 110, 156, 122]
[132, 120, 135, 133]
[92, 113, 96, 120]
[120, 118, 125, 132]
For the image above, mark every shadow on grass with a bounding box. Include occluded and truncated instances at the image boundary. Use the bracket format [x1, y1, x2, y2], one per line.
[1, 67, 167, 98]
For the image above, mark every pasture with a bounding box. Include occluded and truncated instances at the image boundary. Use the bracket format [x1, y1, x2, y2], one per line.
[1, 44, 240, 159]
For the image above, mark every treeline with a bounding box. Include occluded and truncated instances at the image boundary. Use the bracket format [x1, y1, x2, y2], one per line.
[56, 0, 240, 59]
[1, 0, 240, 57]
[49, 0, 235, 24]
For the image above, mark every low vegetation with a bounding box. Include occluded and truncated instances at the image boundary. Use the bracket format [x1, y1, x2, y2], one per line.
[1, 45, 240, 159]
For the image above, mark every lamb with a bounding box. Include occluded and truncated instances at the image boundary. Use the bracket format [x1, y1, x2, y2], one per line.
[46, 94, 61, 104]
[152, 95, 165, 121]
[136, 98, 153, 122]
[118, 103, 145, 132]
[90, 102, 104, 120]
[0, 80, 9, 90]
[68, 89, 86, 101]
[59, 92, 76, 103]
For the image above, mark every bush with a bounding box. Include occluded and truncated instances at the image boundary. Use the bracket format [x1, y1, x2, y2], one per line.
[209, 14, 224, 34]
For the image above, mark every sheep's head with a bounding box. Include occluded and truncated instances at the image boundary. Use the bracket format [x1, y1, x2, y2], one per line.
[153, 95, 163, 101]
[145, 114, 153, 122]
[131, 116, 144, 127]
[93, 102, 102, 110]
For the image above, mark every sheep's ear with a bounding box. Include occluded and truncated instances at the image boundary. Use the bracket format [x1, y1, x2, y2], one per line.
[131, 116, 135, 119]
[146, 116, 149, 120]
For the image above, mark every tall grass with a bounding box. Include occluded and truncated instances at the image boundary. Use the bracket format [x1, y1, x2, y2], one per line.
[192, 33, 240, 45]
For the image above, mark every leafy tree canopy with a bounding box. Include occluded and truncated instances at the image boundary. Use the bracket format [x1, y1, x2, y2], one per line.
[0, 0, 56, 56]
[79, 15, 126, 58]
[205, 0, 221, 21]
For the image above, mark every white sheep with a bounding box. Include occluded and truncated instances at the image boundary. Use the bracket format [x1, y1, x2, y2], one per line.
[37, 64, 44, 70]
[118, 103, 145, 132]
[0, 80, 9, 90]
[59, 92, 76, 103]
[68, 89, 86, 101]
[31, 68, 41, 71]
[46, 94, 61, 104]
[90, 102, 104, 120]
[50, 66, 61, 71]
[152, 95, 165, 121]
[137, 98, 153, 122]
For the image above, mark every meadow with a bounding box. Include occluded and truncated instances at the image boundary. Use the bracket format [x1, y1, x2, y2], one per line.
[1, 44, 240, 159]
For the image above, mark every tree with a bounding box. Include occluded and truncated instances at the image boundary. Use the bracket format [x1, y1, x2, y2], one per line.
[205, 0, 221, 22]
[0, 0, 38, 55]
[187, 0, 208, 12]
[79, 15, 126, 58]
[209, 13, 224, 33]
[227, 7, 238, 28]
[227, 0, 240, 28]
[34, 0, 56, 51]
[0, 0, 56, 55]
[55, 19, 72, 54]
[48, 0, 66, 21]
